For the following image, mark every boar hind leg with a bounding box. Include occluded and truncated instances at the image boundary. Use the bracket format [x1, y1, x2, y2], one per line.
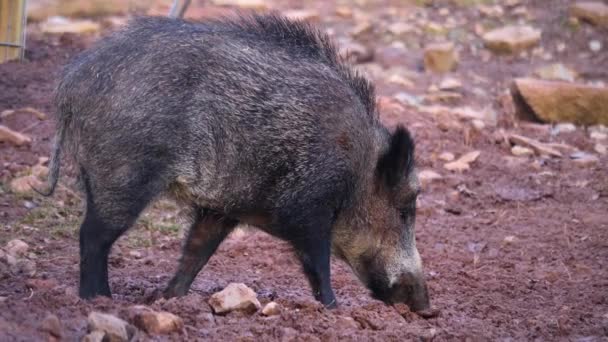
[79, 168, 165, 299]
[164, 208, 237, 298]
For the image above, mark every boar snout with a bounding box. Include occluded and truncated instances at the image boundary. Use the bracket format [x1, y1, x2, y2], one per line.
[392, 272, 430, 312]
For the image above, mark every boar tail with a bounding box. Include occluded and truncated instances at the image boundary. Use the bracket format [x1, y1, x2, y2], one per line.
[33, 123, 65, 197]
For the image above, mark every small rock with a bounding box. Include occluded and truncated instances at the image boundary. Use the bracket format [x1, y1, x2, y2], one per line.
[82, 331, 106, 342]
[31, 164, 49, 179]
[512, 78, 608, 126]
[387, 74, 415, 89]
[423, 42, 458, 73]
[335, 7, 352, 18]
[534, 64, 577, 82]
[444, 151, 481, 172]
[570, 2, 608, 28]
[336, 316, 359, 329]
[0, 107, 47, 120]
[439, 77, 462, 90]
[26, 278, 59, 290]
[6, 239, 29, 257]
[0, 125, 31, 146]
[211, 0, 267, 9]
[438, 152, 455, 162]
[283, 9, 319, 22]
[387, 22, 416, 36]
[595, 143, 607, 155]
[483, 25, 541, 54]
[478, 4, 504, 17]
[471, 119, 485, 130]
[209, 283, 261, 314]
[11, 259, 36, 276]
[351, 21, 373, 37]
[590, 131, 607, 140]
[129, 306, 183, 335]
[87, 312, 130, 342]
[570, 151, 599, 167]
[509, 134, 562, 157]
[552, 123, 577, 134]
[128, 251, 143, 259]
[339, 41, 374, 64]
[511, 145, 534, 156]
[10, 175, 44, 195]
[261, 301, 281, 316]
[41, 16, 101, 34]
[418, 169, 443, 187]
[589, 40, 602, 52]
[40, 314, 62, 338]
[503, 235, 517, 244]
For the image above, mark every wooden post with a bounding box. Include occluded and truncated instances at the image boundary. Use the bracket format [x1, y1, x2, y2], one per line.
[0, 0, 27, 63]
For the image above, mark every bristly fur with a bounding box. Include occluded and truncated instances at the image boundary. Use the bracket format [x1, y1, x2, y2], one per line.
[211, 13, 377, 120]
[375, 126, 415, 188]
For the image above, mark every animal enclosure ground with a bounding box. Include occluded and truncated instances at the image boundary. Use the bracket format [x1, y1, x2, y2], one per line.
[1, 0, 607, 340]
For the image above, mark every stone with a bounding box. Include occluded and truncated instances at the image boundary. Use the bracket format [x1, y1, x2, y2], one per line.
[438, 152, 455, 162]
[387, 22, 416, 36]
[209, 283, 260, 314]
[418, 169, 443, 187]
[31, 164, 49, 179]
[512, 78, 608, 126]
[590, 131, 607, 140]
[0, 125, 31, 146]
[444, 151, 481, 172]
[6, 239, 29, 257]
[339, 42, 374, 64]
[11, 259, 36, 277]
[351, 22, 373, 37]
[439, 77, 462, 90]
[87, 312, 130, 342]
[0, 107, 47, 120]
[27, 0, 147, 21]
[589, 40, 602, 52]
[10, 175, 44, 195]
[508, 134, 562, 157]
[534, 64, 577, 82]
[478, 4, 504, 17]
[511, 145, 534, 156]
[41, 17, 101, 34]
[129, 306, 183, 335]
[283, 9, 319, 22]
[483, 25, 541, 54]
[82, 331, 106, 342]
[553, 123, 577, 134]
[423, 42, 457, 73]
[570, 151, 599, 167]
[594, 143, 607, 155]
[211, 0, 267, 9]
[39, 314, 62, 338]
[387, 74, 415, 89]
[570, 2, 608, 28]
[261, 301, 281, 316]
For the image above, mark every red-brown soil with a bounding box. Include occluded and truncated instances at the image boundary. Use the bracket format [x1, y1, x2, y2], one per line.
[1, 0, 607, 340]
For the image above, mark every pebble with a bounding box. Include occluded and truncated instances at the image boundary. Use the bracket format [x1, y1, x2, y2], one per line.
[438, 152, 455, 162]
[261, 301, 281, 316]
[39, 314, 62, 338]
[87, 312, 131, 342]
[6, 239, 29, 257]
[511, 145, 534, 156]
[589, 40, 602, 52]
[208, 283, 261, 314]
[129, 306, 183, 334]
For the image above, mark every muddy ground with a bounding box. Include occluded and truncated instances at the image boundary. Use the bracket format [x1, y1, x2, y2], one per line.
[1, 0, 607, 340]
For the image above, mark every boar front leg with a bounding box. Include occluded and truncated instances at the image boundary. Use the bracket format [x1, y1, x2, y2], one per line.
[164, 208, 237, 298]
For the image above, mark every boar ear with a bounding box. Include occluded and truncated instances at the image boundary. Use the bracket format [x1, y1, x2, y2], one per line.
[376, 126, 415, 188]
